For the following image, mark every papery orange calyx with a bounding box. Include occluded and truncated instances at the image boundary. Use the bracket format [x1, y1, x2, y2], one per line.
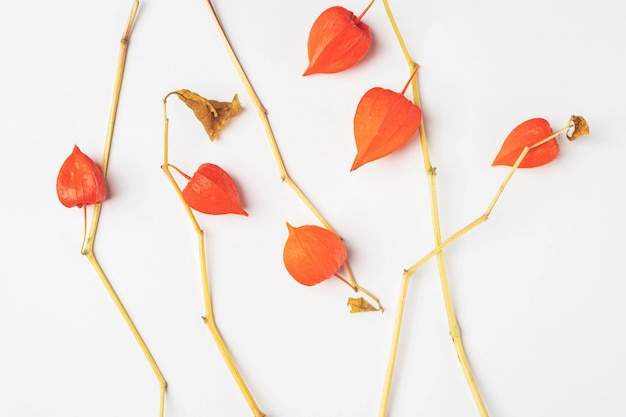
[180, 163, 248, 216]
[283, 223, 347, 286]
[303, 1, 375, 76]
[351, 69, 422, 170]
[56, 145, 107, 208]
[492, 118, 559, 168]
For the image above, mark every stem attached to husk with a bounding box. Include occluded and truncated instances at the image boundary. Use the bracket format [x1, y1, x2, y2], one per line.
[379, 1, 488, 416]
[81, 2, 168, 416]
[203, 0, 382, 312]
[161, 94, 266, 417]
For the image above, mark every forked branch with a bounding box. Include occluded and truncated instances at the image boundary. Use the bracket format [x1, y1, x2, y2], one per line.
[380, 117, 572, 417]
[81, 2, 168, 416]
[380, 1, 498, 415]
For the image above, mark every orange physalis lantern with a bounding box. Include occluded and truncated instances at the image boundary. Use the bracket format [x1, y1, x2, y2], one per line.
[303, 0, 375, 76]
[56, 145, 107, 208]
[181, 163, 248, 216]
[283, 223, 347, 286]
[492, 118, 559, 168]
[351, 70, 422, 170]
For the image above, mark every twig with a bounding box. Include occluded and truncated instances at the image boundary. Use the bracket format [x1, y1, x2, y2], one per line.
[161, 94, 266, 417]
[406, 123, 571, 277]
[202, 0, 382, 311]
[380, 100, 571, 416]
[80, 2, 168, 416]
[380, 1, 486, 415]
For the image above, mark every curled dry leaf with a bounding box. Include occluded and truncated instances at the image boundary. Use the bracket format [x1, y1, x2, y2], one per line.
[171, 89, 242, 141]
[347, 297, 379, 313]
[283, 223, 347, 286]
[351, 87, 422, 170]
[182, 163, 248, 216]
[492, 118, 559, 168]
[56, 145, 107, 208]
[567, 115, 590, 141]
[303, 2, 374, 76]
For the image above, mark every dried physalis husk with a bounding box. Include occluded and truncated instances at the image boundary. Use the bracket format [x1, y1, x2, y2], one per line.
[351, 87, 422, 170]
[347, 297, 379, 313]
[182, 163, 248, 216]
[56, 145, 107, 208]
[567, 115, 590, 141]
[492, 118, 559, 168]
[283, 223, 347, 286]
[171, 89, 242, 141]
[303, 4, 373, 76]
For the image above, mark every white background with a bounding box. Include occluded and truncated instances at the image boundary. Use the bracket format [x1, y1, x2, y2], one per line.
[1, 0, 625, 416]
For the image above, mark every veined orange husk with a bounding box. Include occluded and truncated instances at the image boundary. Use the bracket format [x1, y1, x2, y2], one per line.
[56, 145, 107, 208]
[283, 223, 347, 286]
[492, 118, 559, 168]
[351, 87, 422, 170]
[304, 6, 372, 76]
[182, 163, 248, 216]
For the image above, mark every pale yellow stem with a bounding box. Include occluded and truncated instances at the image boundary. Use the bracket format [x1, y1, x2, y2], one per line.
[80, 2, 167, 416]
[202, 0, 381, 311]
[404, 126, 571, 293]
[380, 1, 487, 416]
[379, 270, 411, 416]
[162, 97, 266, 417]
[82, 251, 167, 416]
[381, 118, 570, 416]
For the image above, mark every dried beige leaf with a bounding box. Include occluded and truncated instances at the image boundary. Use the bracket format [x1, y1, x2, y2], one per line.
[347, 297, 379, 313]
[567, 115, 589, 141]
[172, 89, 242, 141]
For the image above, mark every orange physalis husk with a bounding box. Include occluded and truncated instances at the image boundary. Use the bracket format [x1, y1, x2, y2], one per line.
[283, 223, 347, 286]
[182, 163, 248, 216]
[303, 1, 374, 76]
[56, 145, 107, 208]
[351, 83, 422, 171]
[492, 118, 559, 168]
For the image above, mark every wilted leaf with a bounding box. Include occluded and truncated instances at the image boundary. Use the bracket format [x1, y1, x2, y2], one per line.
[172, 89, 242, 141]
[347, 297, 379, 313]
[283, 223, 347, 286]
[303, 5, 372, 76]
[351, 87, 422, 170]
[492, 118, 559, 168]
[182, 163, 248, 216]
[567, 115, 589, 141]
[56, 145, 107, 208]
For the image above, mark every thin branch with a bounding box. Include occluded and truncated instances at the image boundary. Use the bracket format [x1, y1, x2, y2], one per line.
[203, 0, 381, 311]
[161, 96, 266, 417]
[379, 1, 487, 416]
[80, 2, 167, 416]
[381, 115, 570, 416]
[405, 123, 572, 276]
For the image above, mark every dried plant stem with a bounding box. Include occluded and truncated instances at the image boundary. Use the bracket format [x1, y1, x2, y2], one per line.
[379, 1, 486, 415]
[380, 125, 571, 416]
[161, 96, 266, 417]
[401, 126, 570, 287]
[80, 2, 168, 416]
[203, 0, 381, 311]
[383, 1, 575, 408]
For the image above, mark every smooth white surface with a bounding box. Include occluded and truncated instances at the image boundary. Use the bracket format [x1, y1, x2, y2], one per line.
[1, 0, 625, 416]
